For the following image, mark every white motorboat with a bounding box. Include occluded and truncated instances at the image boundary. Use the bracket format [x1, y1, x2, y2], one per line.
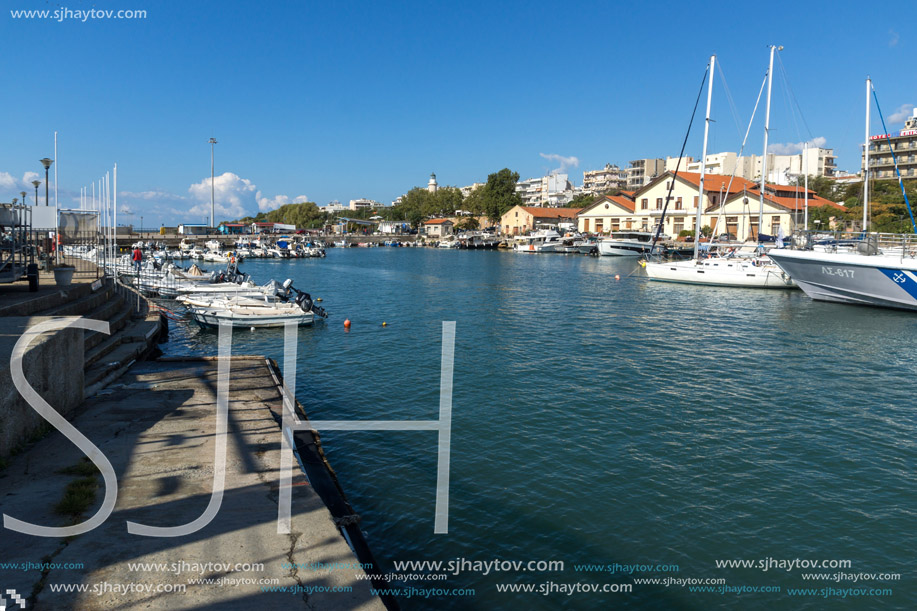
[598, 232, 655, 256]
[187, 284, 327, 328]
[512, 229, 562, 253]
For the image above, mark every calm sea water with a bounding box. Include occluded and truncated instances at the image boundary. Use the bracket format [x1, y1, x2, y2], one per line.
[165, 248, 916, 610]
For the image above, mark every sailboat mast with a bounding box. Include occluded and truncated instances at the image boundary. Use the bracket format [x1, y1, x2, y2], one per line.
[863, 77, 871, 231]
[759, 45, 778, 241]
[694, 54, 715, 261]
[803, 142, 809, 230]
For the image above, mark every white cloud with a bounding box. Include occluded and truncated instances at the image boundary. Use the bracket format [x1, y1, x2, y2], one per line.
[889, 28, 900, 47]
[256, 192, 309, 212]
[188, 172, 257, 220]
[539, 153, 580, 175]
[767, 137, 827, 155]
[888, 103, 914, 124]
[0, 171, 48, 190]
[119, 189, 186, 201]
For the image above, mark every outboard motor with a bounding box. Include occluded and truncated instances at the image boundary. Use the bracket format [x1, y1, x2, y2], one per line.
[294, 291, 313, 312]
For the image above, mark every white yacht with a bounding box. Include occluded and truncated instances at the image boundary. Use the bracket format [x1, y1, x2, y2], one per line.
[598, 232, 655, 256]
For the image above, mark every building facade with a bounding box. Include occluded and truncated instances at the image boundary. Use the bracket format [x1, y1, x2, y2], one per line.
[349, 198, 382, 210]
[423, 218, 453, 237]
[576, 195, 637, 234]
[862, 107, 917, 180]
[515, 174, 576, 206]
[710, 185, 844, 240]
[500, 206, 580, 235]
[625, 158, 665, 190]
[582, 164, 626, 194]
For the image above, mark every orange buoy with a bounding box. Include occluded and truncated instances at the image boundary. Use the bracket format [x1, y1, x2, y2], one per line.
[344, 319, 351, 328]
[615, 274, 620, 280]
[382, 322, 387, 327]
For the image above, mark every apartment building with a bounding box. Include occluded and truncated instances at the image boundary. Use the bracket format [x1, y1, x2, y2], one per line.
[625, 158, 665, 190]
[862, 107, 917, 180]
[582, 164, 626, 194]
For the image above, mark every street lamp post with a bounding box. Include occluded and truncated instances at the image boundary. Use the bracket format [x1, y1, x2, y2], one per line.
[140, 216, 143, 236]
[40, 158, 53, 206]
[20, 191, 26, 206]
[208, 137, 217, 231]
[32, 180, 40, 207]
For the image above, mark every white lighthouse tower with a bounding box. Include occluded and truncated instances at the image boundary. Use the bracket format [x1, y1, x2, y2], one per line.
[427, 172, 438, 193]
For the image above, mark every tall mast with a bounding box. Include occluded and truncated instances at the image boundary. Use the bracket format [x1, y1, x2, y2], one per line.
[863, 77, 871, 231]
[759, 45, 779, 241]
[694, 54, 715, 261]
[803, 142, 809, 230]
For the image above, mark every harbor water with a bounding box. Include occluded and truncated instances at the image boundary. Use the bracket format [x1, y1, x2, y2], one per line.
[166, 248, 916, 610]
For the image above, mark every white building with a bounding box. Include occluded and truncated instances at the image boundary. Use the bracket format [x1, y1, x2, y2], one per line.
[323, 200, 346, 213]
[582, 164, 626, 194]
[349, 198, 382, 210]
[515, 173, 575, 207]
[664, 149, 837, 185]
[460, 182, 485, 197]
[625, 158, 665, 190]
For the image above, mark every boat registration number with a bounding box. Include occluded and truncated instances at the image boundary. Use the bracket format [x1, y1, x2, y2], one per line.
[821, 266, 855, 278]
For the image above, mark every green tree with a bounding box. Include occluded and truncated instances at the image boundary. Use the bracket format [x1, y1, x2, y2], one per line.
[480, 168, 522, 222]
[455, 216, 479, 231]
[433, 187, 463, 216]
[568, 193, 597, 208]
[462, 186, 485, 215]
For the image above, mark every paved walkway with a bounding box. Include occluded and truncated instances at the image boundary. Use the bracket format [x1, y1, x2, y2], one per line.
[0, 357, 384, 610]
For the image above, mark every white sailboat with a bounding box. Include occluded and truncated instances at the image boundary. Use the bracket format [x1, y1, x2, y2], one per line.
[643, 49, 796, 289]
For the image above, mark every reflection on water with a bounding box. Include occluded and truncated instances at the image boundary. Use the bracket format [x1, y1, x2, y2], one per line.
[165, 248, 916, 610]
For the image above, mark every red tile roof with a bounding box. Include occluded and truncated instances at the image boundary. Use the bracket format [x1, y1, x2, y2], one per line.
[719, 190, 844, 212]
[424, 218, 453, 225]
[760, 193, 845, 211]
[674, 171, 758, 194]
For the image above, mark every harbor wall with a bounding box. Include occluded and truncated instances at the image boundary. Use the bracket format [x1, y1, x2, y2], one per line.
[0, 317, 83, 458]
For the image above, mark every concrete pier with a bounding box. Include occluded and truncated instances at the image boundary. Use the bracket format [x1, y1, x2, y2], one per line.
[0, 357, 385, 610]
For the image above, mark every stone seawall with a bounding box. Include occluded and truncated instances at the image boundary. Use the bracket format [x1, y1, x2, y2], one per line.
[0, 317, 83, 457]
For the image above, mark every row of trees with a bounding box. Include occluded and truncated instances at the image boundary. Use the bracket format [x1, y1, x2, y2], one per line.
[232, 168, 532, 230]
[791, 177, 917, 232]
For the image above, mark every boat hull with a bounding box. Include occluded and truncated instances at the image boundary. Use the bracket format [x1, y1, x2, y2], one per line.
[190, 308, 315, 328]
[644, 258, 796, 288]
[768, 250, 917, 310]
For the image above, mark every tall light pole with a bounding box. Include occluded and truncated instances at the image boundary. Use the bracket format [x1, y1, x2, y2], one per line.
[20, 191, 26, 206]
[32, 180, 40, 206]
[209, 137, 217, 230]
[40, 158, 53, 206]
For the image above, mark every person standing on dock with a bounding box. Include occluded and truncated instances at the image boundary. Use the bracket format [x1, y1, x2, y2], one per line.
[132, 245, 143, 273]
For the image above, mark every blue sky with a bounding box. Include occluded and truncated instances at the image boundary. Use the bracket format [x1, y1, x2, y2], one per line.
[1, 0, 914, 227]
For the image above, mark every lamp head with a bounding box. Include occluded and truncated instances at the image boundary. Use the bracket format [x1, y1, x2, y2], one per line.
[40, 158, 54, 170]
[32, 180, 40, 188]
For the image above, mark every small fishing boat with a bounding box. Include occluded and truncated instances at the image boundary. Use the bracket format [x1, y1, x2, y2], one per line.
[187, 284, 327, 328]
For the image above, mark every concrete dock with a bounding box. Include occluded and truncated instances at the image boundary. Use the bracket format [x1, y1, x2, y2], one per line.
[0, 356, 385, 610]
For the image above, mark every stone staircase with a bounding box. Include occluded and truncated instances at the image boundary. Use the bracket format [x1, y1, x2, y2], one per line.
[27, 277, 165, 398]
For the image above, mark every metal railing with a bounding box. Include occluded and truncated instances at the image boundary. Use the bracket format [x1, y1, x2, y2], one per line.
[791, 230, 917, 261]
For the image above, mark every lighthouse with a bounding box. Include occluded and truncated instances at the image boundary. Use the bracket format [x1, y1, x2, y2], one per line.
[427, 172, 438, 194]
